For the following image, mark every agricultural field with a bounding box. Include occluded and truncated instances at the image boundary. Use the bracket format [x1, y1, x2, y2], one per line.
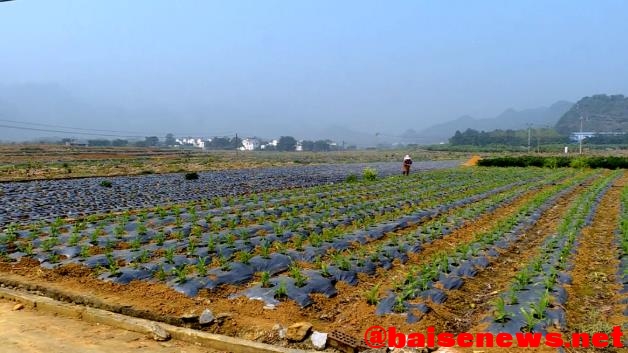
[0, 165, 626, 352]
[0, 144, 467, 182]
[0, 160, 457, 224]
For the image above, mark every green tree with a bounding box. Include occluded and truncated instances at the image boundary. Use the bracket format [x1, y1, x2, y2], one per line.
[111, 139, 128, 147]
[277, 136, 297, 151]
[145, 136, 159, 147]
[164, 133, 176, 146]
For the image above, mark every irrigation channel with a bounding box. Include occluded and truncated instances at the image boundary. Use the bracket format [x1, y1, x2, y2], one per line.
[0, 166, 626, 351]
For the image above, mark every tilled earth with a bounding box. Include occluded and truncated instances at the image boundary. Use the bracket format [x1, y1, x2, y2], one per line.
[0, 161, 459, 225]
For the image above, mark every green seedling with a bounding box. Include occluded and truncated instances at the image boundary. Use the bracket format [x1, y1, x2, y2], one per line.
[365, 284, 380, 305]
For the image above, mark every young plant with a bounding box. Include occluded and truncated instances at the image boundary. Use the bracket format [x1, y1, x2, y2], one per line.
[225, 233, 236, 248]
[507, 290, 519, 305]
[259, 241, 270, 259]
[520, 307, 538, 332]
[289, 264, 307, 288]
[155, 265, 167, 281]
[68, 232, 81, 246]
[79, 245, 90, 258]
[260, 271, 271, 288]
[48, 253, 60, 264]
[114, 224, 126, 238]
[137, 223, 148, 235]
[333, 253, 351, 271]
[154, 231, 165, 246]
[320, 261, 331, 278]
[187, 239, 197, 256]
[137, 249, 150, 263]
[364, 284, 380, 305]
[237, 250, 252, 264]
[492, 296, 510, 323]
[392, 295, 406, 313]
[530, 290, 551, 319]
[172, 264, 188, 284]
[218, 255, 231, 271]
[106, 253, 120, 275]
[196, 256, 208, 276]
[207, 235, 216, 253]
[293, 235, 304, 251]
[164, 247, 176, 264]
[274, 280, 288, 299]
[130, 237, 141, 251]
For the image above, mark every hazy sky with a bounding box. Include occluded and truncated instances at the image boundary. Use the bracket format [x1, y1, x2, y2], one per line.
[1, 0, 628, 141]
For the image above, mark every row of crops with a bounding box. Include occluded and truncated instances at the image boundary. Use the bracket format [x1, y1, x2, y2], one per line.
[6, 168, 628, 333]
[1, 167, 588, 313]
[485, 170, 620, 333]
[0, 161, 457, 225]
[619, 186, 628, 318]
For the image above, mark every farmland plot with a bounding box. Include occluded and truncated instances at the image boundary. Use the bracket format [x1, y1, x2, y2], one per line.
[0, 166, 625, 351]
[0, 161, 457, 225]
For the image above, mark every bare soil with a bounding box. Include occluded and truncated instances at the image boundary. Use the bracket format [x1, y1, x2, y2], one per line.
[561, 175, 626, 353]
[0, 298, 219, 353]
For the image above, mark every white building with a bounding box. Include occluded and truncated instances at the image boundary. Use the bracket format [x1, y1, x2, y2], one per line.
[240, 138, 260, 151]
[569, 131, 625, 142]
[260, 139, 278, 150]
[175, 137, 207, 149]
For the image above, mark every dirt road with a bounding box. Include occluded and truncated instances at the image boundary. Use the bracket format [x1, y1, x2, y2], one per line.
[0, 299, 219, 353]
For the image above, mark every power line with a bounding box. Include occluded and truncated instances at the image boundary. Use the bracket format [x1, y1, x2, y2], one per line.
[0, 118, 146, 135]
[0, 124, 146, 138]
[0, 119, 247, 138]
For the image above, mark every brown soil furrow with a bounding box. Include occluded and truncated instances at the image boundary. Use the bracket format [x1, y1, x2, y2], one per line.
[560, 172, 626, 353]
[277, 175, 592, 337]
[0, 175, 579, 345]
[296, 178, 546, 269]
[406, 177, 595, 337]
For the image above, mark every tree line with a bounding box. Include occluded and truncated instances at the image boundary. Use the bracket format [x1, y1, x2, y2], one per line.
[449, 128, 568, 146]
[65, 134, 342, 151]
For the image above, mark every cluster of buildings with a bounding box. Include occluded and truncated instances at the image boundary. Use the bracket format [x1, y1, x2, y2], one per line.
[569, 131, 625, 142]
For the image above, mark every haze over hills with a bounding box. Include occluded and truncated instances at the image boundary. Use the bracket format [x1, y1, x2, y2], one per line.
[3, 84, 626, 147]
[555, 94, 628, 134]
[415, 101, 574, 143]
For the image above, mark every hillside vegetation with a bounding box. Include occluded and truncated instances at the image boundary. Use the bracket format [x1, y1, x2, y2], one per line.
[555, 94, 628, 134]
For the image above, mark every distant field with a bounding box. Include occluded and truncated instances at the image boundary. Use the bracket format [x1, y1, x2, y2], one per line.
[0, 144, 468, 181]
[0, 167, 625, 352]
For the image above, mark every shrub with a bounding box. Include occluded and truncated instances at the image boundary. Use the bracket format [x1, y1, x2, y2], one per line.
[99, 180, 113, 187]
[542, 157, 558, 169]
[477, 155, 628, 169]
[570, 157, 588, 169]
[345, 174, 358, 183]
[362, 167, 378, 181]
[184, 172, 199, 180]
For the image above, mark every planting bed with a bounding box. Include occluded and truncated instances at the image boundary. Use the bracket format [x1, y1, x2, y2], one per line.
[0, 160, 457, 225]
[0, 166, 626, 352]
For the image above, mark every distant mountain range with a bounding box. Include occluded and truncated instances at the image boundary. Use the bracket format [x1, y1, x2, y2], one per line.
[555, 94, 628, 134]
[414, 101, 574, 143]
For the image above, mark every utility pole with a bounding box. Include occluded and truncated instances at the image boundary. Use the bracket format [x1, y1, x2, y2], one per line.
[537, 128, 540, 153]
[579, 117, 583, 155]
[235, 133, 238, 158]
[527, 123, 531, 153]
